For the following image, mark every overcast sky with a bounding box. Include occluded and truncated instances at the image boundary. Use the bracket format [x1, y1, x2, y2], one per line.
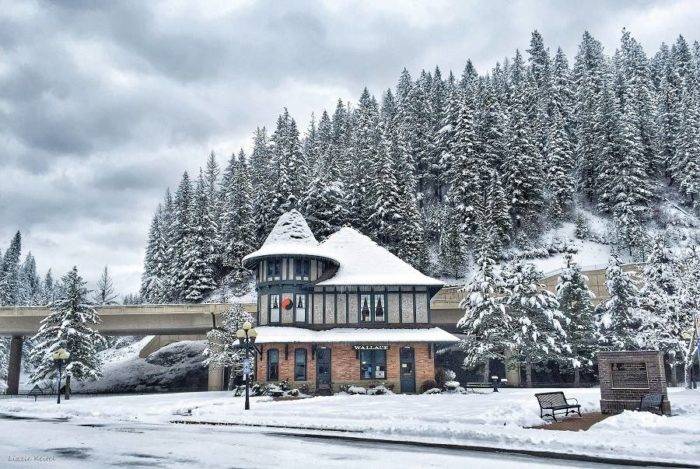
[0, 0, 698, 296]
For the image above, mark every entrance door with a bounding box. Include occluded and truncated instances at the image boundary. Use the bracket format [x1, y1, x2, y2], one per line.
[400, 346, 416, 393]
[316, 347, 332, 394]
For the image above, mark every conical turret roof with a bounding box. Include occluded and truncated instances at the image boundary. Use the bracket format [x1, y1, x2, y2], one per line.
[242, 210, 337, 267]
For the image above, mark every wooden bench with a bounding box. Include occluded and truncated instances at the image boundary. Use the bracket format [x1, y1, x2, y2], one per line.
[636, 393, 665, 414]
[535, 391, 581, 421]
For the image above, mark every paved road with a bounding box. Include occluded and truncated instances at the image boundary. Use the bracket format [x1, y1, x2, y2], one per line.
[0, 417, 622, 468]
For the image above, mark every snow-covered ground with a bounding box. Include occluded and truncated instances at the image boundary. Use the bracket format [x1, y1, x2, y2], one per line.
[1, 387, 697, 465]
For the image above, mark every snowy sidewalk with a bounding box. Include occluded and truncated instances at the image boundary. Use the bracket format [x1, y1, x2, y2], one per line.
[1, 387, 698, 466]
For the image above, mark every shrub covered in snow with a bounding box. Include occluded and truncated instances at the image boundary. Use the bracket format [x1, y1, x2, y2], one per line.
[367, 385, 393, 395]
[343, 385, 367, 395]
[423, 387, 442, 394]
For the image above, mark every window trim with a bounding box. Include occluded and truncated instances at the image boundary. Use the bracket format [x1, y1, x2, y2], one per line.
[266, 258, 281, 281]
[294, 348, 307, 381]
[267, 348, 279, 381]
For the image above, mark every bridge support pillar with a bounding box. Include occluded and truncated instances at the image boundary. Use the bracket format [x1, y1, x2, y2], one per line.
[208, 364, 224, 391]
[7, 335, 23, 395]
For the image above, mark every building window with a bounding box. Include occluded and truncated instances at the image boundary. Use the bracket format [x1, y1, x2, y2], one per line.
[360, 350, 386, 379]
[359, 293, 386, 322]
[295, 294, 306, 322]
[295, 258, 310, 280]
[267, 259, 281, 281]
[360, 294, 372, 322]
[374, 295, 385, 321]
[294, 348, 307, 381]
[270, 294, 280, 323]
[267, 349, 279, 381]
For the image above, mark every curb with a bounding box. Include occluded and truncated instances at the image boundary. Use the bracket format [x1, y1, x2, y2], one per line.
[171, 420, 698, 468]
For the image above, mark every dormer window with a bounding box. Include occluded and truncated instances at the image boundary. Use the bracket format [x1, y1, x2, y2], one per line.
[267, 259, 281, 281]
[294, 258, 310, 280]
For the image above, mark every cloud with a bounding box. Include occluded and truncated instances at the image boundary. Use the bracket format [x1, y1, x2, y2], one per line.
[0, 0, 698, 294]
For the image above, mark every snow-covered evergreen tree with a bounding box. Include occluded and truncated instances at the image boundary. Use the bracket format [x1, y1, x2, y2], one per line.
[637, 235, 687, 385]
[204, 303, 255, 389]
[220, 150, 256, 287]
[29, 267, 105, 383]
[18, 253, 40, 306]
[93, 266, 118, 305]
[0, 231, 22, 306]
[503, 261, 571, 387]
[555, 255, 597, 385]
[457, 256, 509, 379]
[597, 256, 640, 351]
[180, 173, 217, 302]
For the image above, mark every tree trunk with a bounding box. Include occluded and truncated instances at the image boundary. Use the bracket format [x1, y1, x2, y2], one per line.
[670, 364, 678, 387]
[65, 375, 71, 400]
[574, 368, 581, 387]
[483, 360, 491, 384]
[525, 362, 533, 388]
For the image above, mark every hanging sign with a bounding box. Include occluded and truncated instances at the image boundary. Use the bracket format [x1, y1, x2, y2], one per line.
[352, 345, 389, 351]
[242, 358, 252, 377]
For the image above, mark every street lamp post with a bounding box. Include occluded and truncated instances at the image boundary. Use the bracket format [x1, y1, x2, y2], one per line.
[51, 348, 70, 404]
[236, 321, 257, 411]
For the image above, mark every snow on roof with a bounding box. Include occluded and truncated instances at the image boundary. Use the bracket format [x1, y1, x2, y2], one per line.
[243, 210, 336, 266]
[316, 227, 444, 287]
[243, 211, 443, 287]
[253, 326, 459, 344]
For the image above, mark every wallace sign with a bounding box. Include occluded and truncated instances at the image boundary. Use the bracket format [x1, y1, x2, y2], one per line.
[598, 350, 671, 414]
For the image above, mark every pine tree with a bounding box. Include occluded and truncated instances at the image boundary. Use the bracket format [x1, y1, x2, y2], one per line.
[676, 246, 700, 387]
[180, 173, 217, 302]
[637, 235, 685, 385]
[503, 83, 543, 232]
[141, 205, 168, 303]
[41, 269, 58, 306]
[203, 151, 222, 275]
[220, 150, 256, 286]
[348, 89, 381, 234]
[29, 267, 105, 383]
[437, 200, 465, 278]
[503, 261, 571, 387]
[597, 257, 640, 350]
[302, 110, 348, 240]
[546, 106, 575, 221]
[250, 127, 275, 239]
[170, 173, 193, 301]
[204, 303, 255, 390]
[0, 232, 22, 306]
[457, 256, 509, 380]
[555, 255, 597, 385]
[18, 253, 40, 306]
[93, 266, 118, 305]
[573, 31, 606, 202]
[675, 88, 700, 211]
[445, 90, 481, 241]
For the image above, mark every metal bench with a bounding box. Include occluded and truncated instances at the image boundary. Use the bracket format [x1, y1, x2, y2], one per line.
[636, 393, 664, 414]
[535, 391, 581, 421]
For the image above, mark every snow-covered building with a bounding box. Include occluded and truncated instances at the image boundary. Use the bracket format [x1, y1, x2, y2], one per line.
[242, 210, 459, 393]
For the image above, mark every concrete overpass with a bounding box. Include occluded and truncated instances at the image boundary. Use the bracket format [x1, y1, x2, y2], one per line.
[0, 303, 256, 395]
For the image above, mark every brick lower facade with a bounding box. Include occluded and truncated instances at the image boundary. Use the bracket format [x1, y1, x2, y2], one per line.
[255, 342, 435, 393]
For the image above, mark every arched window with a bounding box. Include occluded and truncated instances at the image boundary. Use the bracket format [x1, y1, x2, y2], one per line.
[294, 348, 307, 381]
[267, 349, 279, 381]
